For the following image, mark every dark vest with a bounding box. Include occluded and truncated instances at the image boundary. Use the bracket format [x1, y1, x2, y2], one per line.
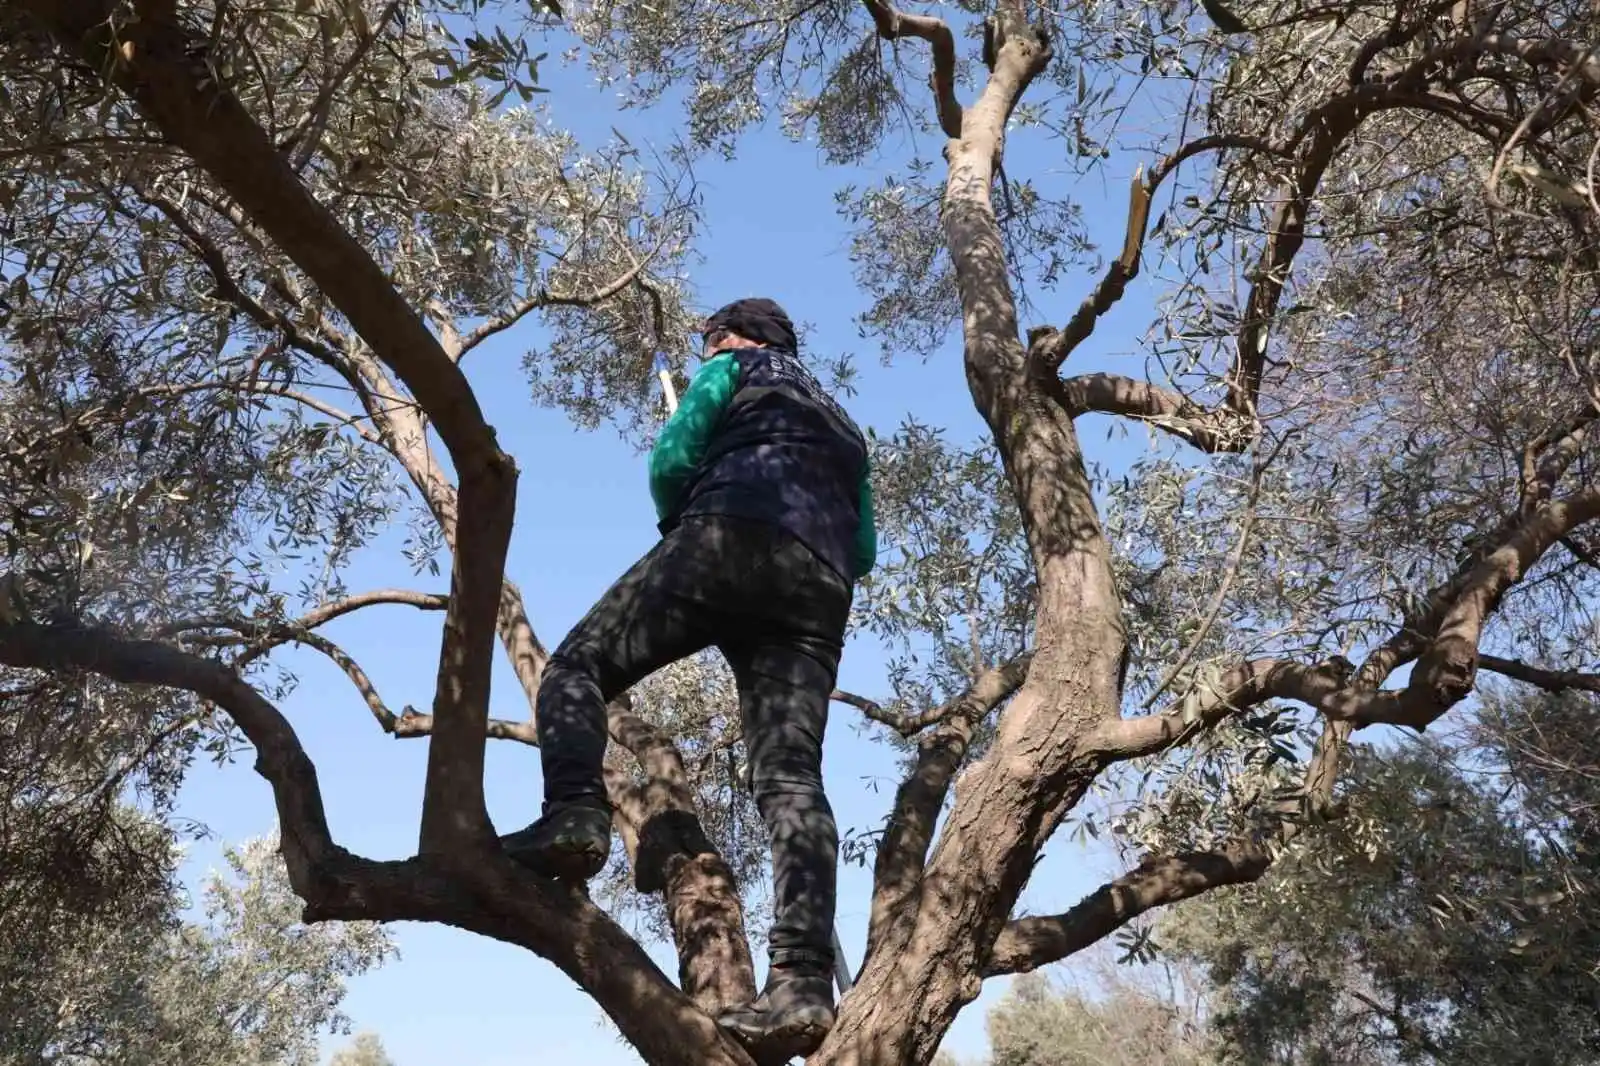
[665, 346, 868, 581]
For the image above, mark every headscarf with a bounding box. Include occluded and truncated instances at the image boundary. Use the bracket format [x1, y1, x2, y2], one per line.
[701, 297, 798, 353]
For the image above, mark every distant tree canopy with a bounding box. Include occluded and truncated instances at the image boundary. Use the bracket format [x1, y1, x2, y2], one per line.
[330, 1032, 399, 1066]
[948, 688, 1600, 1066]
[1, 0, 1598, 1062]
[1, 830, 394, 1065]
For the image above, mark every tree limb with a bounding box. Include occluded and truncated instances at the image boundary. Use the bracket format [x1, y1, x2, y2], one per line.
[1084, 657, 1355, 762]
[0, 617, 756, 1064]
[1045, 373, 1251, 453]
[1473, 656, 1600, 694]
[859, 0, 963, 138]
[1031, 135, 1283, 378]
[161, 588, 449, 640]
[984, 835, 1271, 976]
[834, 657, 1032, 736]
[22, 0, 518, 856]
[0, 618, 351, 910]
[453, 249, 657, 361]
[865, 656, 1031, 961]
[1353, 485, 1600, 731]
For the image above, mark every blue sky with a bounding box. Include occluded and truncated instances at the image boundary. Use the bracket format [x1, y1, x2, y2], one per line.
[170, 21, 1174, 1065]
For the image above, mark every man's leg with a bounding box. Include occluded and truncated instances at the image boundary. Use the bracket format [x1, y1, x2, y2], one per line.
[715, 537, 851, 1058]
[507, 519, 752, 879]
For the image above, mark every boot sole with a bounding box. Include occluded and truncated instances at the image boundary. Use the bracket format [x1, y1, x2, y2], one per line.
[506, 839, 609, 882]
[719, 1014, 833, 1063]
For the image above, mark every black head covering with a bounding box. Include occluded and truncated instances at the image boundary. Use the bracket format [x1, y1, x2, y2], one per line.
[702, 297, 798, 353]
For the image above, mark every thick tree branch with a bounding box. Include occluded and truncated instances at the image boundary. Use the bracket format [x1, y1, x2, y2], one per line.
[0, 618, 755, 1064]
[22, 0, 518, 856]
[603, 710, 759, 1013]
[383, 693, 758, 1011]
[1521, 400, 1598, 508]
[985, 835, 1271, 976]
[860, 0, 962, 138]
[1085, 657, 1355, 762]
[1350, 485, 1600, 730]
[865, 656, 1031, 962]
[0, 618, 351, 909]
[1048, 372, 1251, 451]
[1477, 655, 1600, 694]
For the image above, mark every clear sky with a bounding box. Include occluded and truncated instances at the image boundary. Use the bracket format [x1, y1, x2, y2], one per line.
[169, 22, 1173, 1065]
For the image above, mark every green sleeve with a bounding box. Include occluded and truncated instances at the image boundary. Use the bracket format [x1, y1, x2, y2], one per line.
[649, 352, 739, 520]
[854, 460, 878, 580]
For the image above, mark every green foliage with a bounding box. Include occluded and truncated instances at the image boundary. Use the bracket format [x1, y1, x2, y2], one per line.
[984, 971, 1205, 1066]
[1, 828, 395, 1066]
[330, 1032, 398, 1066]
[954, 961, 1208, 1066]
[1160, 691, 1600, 1065]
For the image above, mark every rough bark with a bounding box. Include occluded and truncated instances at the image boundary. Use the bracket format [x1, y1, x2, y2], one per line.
[815, 9, 1129, 1063]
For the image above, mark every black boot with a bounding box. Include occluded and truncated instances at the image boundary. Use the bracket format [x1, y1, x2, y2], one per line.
[502, 799, 612, 881]
[716, 959, 836, 1062]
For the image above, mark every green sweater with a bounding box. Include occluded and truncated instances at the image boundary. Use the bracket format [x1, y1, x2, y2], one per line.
[647, 351, 878, 580]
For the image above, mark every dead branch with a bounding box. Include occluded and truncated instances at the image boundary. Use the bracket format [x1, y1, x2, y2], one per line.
[161, 588, 449, 641]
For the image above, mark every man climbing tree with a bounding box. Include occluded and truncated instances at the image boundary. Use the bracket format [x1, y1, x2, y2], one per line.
[4, 0, 1600, 1063]
[508, 297, 875, 1060]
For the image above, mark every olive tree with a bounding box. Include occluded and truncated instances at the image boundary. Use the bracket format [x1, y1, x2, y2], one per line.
[2, 829, 394, 1065]
[2, 0, 1599, 1062]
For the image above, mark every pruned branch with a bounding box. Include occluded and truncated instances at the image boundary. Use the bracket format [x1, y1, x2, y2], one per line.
[985, 835, 1271, 976]
[163, 591, 451, 732]
[1032, 135, 1283, 378]
[162, 588, 449, 641]
[264, 628, 399, 730]
[860, 0, 963, 138]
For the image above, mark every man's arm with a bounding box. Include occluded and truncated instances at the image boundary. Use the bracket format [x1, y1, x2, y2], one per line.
[649, 352, 739, 520]
[854, 459, 877, 580]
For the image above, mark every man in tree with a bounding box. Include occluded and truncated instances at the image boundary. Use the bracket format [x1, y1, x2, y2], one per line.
[506, 297, 877, 1057]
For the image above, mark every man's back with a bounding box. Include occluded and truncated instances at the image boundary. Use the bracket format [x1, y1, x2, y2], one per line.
[649, 342, 876, 584]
